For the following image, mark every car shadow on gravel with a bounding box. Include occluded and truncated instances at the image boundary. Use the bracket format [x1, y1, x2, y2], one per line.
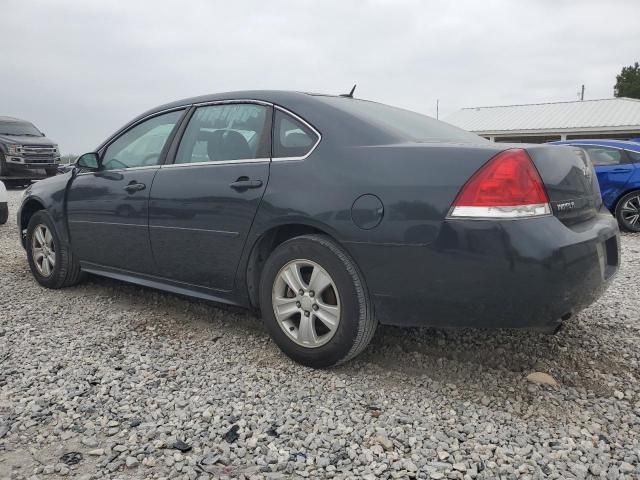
[77, 273, 631, 398]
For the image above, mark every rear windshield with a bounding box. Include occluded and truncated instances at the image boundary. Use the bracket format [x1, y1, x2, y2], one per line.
[318, 97, 486, 144]
[0, 121, 42, 137]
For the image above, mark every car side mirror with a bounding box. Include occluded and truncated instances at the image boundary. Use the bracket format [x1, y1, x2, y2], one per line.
[76, 152, 100, 170]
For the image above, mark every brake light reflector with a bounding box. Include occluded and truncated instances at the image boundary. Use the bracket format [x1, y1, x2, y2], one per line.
[449, 149, 551, 218]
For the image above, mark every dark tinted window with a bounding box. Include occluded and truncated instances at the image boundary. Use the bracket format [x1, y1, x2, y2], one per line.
[176, 104, 268, 164]
[579, 146, 624, 166]
[273, 110, 319, 158]
[626, 149, 640, 163]
[102, 110, 183, 170]
[0, 121, 42, 137]
[317, 97, 485, 143]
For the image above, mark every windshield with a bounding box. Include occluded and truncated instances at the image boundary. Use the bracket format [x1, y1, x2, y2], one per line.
[0, 121, 43, 136]
[319, 97, 486, 144]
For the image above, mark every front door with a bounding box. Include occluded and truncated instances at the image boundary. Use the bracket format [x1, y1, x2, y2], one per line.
[148, 103, 271, 291]
[67, 110, 185, 273]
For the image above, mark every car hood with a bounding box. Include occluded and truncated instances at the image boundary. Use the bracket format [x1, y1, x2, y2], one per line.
[0, 134, 56, 146]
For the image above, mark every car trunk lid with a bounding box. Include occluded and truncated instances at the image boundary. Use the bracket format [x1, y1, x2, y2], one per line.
[525, 144, 602, 224]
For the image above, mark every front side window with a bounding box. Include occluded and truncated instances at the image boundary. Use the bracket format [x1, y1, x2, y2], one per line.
[175, 104, 268, 164]
[273, 110, 319, 158]
[102, 110, 183, 170]
[579, 145, 624, 166]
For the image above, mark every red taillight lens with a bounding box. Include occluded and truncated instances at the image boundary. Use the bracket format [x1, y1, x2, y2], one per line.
[449, 149, 551, 218]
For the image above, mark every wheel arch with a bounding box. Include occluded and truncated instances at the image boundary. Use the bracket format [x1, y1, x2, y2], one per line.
[243, 222, 343, 309]
[612, 187, 640, 213]
[19, 198, 46, 247]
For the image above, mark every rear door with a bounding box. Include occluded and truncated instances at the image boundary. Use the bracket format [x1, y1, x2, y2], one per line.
[148, 102, 271, 292]
[578, 144, 634, 209]
[67, 109, 185, 273]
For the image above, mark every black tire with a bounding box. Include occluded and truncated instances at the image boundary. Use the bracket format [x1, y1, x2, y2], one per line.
[0, 202, 7, 225]
[45, 167, 58, 177]
[615, 191, 640, 233]
[259, 234, 376, 368]
[26, 210, 84, 288]
[0, 153, 9, 176]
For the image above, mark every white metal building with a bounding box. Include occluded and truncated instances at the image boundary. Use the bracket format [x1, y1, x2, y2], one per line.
[444, 97, 640, 143]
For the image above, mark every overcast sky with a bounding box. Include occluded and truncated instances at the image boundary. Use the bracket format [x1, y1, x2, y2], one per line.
[1, 0, 639, 154]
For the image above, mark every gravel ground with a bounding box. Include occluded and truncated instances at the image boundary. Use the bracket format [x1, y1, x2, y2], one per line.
[1, 186, 639, 480]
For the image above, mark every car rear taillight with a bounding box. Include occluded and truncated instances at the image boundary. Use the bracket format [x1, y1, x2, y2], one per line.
[449, 148, 551, 219]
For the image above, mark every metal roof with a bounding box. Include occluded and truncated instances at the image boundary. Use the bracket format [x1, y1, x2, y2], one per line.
[444, 97, 640, 134]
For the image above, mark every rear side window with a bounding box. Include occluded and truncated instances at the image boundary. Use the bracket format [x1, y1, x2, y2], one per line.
[626, 149, 640, 163]
[273, 110, 319, 158]
[579, 146, 624, 166]
[175, 104, 269, 164]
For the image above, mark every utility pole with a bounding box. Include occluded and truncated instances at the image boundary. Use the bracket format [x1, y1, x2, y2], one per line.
[580, 84, 585, 101]
[436, 99, 439, 119]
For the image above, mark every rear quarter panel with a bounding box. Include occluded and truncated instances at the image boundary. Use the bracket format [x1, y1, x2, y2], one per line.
[244, 141, 503, 300]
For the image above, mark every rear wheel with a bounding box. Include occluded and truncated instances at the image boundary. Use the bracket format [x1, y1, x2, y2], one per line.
[615, 191, 640, 232]
[26, 210, 84, 288]
[259, 234, 376, 368]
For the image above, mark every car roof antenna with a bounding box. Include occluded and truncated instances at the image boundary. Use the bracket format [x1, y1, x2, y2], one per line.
[340, 84, 357, 98]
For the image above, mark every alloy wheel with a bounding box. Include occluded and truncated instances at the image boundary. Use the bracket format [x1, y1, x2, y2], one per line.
[272, 259, 341, 348]
[621, 194, 640, 229]
[32, 224, 56, 277]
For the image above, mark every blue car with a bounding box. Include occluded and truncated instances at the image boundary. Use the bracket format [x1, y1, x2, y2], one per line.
[551, 140, 640, 232]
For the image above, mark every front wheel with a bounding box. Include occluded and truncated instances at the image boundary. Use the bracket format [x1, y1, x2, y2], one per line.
[259, 234, 376, 368]
[45, 167, 58, 177]
[615, 191, 640, 232]
[26, 210, 84, 288]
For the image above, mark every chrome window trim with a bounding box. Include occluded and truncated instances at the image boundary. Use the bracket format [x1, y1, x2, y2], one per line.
[161, 158, 271, 169]
[565, 143, 627, 151]
[191, 99, 273, 107]
[92, 99, 323, 168]
[272, 105, 322, 162]
[76, 165, 160, 176]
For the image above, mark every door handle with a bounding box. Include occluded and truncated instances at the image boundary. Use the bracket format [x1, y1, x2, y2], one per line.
[124, 182, 146, 193]
[610, 168, 631, 172]
[229, 177, 263, 190]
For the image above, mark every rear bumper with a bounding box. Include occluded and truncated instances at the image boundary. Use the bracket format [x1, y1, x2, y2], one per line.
[347, 211, 620, 330]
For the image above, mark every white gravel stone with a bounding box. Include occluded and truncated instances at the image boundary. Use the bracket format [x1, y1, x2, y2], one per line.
[526, 371, 558, 386]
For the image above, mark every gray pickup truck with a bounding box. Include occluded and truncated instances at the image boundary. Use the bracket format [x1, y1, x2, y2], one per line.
[0, 116, 60, 178]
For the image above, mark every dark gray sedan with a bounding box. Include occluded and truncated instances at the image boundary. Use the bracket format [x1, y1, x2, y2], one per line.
[18, 91, 620, 367]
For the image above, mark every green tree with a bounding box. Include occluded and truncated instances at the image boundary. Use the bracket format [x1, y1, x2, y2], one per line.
[614, 62, 640, 99]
